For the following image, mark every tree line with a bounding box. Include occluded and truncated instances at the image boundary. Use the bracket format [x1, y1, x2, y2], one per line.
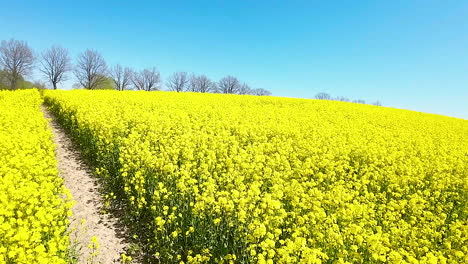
[314, 92, 382, 106]
[0, 38, 271, 96]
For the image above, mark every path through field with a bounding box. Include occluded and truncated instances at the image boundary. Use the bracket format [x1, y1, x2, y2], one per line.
[42, 106, 127, 264]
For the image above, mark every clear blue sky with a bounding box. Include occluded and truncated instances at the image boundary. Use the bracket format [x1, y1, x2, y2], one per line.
[1, 0, 467, 119]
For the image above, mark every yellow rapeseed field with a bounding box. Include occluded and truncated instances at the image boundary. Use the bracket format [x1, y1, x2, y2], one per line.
[0, 90, 73, 263]
[44, 90, 468, 264]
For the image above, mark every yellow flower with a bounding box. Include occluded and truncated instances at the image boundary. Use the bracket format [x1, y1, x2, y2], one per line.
[43, 89, 468, 264]
[1, 89, 73, 263]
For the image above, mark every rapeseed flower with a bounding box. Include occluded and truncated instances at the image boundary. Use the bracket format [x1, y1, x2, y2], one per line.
[44, 90, 468, 263]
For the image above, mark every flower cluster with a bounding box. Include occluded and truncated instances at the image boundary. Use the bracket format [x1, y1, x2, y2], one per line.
[0, 90, 73, 264]
[44, 90, 468, 264]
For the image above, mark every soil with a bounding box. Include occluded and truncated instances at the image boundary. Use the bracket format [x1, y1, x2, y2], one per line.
[42, 106, 128, 264]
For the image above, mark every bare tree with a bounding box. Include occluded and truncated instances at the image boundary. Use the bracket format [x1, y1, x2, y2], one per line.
[197, 75, 215, 93]
[187, 74, 197, 92]
[315, 92, 331, 100]
[166, 71, 189, 92]
[252, 88, 272, 96]
[0, 39, 35, 89]
[353, 99, 366, 104]
[372, 101, 382, 106]
[132, 67, 161, 91]
[110, 64, 133, 91]
[188, 74, 215, 93]
[334, 96, 350, 102]
[0, 70, 8, 89]
[217, 75, 240, 94]
[39, 45, 70, 90]
[238, 83, 252, 95]
[74, 49, 108, 89]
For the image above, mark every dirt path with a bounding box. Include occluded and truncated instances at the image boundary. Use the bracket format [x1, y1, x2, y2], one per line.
[42, 106, 127, 264]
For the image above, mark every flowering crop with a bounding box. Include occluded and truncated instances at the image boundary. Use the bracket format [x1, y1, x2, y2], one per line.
[0, 90, 73, 263]
[44, 90, 468, 264]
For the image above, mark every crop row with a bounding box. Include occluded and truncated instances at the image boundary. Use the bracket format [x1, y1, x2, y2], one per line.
[44, 90, 468, 264]
[0, 90, 72, 264]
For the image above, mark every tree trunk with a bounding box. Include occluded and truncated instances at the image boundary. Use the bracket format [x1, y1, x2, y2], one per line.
[10, 78, 17, 90]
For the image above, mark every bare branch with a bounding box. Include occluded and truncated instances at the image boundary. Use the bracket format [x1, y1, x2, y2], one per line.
[352, 99, 366, 104]
[110, 64, 133, 91]
[315, 92, 331, 100]
[334, 96, 350, 102]
[0, 39, 35, 89]
[197, 75, 215, 93]
[187, 74, 215, 93]
[187, 74, 197, 92]
[40, 45, 70, 89]
[217, 75, 240, 94]
[74, 49, 108, 90]
[238, 83, 252, 95]
[252, 88, 272, 96]
[132, 67, 161, 91]
[166, 72, 188, 92]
